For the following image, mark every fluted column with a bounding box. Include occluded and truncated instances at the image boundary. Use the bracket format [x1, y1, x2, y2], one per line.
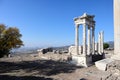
[87, 26, 91, 55]
[83, 24, 87, 56]
[92, 27, 95, 54]
[75, 24, 79, 55]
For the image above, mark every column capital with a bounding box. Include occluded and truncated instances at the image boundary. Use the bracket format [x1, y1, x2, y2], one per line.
[75, 24, 79, 28]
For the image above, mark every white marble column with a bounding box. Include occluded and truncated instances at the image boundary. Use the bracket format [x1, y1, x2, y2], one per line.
[87, 26, 91, 55]
[75, 24, 79, 55]
[113, 0, 120, 58]
[101, 31, 104, 53]
[92, 27, 95, 55]
[83, 24, 87, 56]
[98, 33, 101, 54]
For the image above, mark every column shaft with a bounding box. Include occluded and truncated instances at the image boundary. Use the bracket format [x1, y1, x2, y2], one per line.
[98, 33, 101, 54]
[114, 0, 120, 55]
[75, 24, 79, 55]
[87, 26, 91, 55]
[83, 24, 87, 56]
[92, 27, 95, 54]
[101, 31, 104, 53]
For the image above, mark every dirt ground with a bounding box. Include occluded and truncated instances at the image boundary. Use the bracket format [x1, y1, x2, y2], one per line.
[0, 53, 111, 80]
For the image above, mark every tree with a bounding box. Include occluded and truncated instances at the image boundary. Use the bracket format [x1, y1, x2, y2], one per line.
[104, 43, 109, 49]
[0, 24, 23, 57]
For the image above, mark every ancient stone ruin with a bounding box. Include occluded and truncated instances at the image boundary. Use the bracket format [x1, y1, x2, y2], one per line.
[37, 47, 53, 55]
[95, 0, 120, 75]
[69, 13, 104, 67]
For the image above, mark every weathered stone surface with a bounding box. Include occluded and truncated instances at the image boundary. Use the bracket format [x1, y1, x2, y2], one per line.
[113, 0, 120, 60]
[69, 46, 83, 55]
[95, 58, 114, 71]
[101, 60, 120, 80]
[107, 60, 120, 74]
[71, 55, 92, 67]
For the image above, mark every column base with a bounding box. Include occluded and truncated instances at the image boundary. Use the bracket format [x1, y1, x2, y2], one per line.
[70, 55, 92, 67]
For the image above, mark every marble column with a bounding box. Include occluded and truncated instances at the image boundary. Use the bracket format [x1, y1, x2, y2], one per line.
[87, 26, 91, 55]
[92, 27, 95, 55]
[101, 31, 104, 53]
[75, 24, 79, 55]
[83, 24, 87, 56]
[113, 0, 120, 59]
[98, 33, 101, 54]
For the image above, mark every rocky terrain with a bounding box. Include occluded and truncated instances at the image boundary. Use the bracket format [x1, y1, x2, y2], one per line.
[0, 50, 120, 80]
[105, 60, 120, 80]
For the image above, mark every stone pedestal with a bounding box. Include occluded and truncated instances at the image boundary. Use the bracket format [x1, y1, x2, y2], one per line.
[95, 58, 114, 71]
[71, 55, 92, 67]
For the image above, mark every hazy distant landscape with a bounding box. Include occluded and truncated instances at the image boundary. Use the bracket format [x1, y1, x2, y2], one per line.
[12, 41, 114, 55]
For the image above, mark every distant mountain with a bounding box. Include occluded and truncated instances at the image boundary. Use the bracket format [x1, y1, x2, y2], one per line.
[12, 42, 114, 54]
[52, 46, 70, 51]
[12, 47, 41, 54]
[11, 45, 72, 54]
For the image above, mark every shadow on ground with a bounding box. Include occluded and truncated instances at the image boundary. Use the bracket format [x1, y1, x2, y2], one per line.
[0, 60, 80, 76]
[0, 75, 53, 80]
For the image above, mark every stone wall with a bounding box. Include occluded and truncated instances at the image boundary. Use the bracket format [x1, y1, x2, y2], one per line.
[69, 46, 83, 55]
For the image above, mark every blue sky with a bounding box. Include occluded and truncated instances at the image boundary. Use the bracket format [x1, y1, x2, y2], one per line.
[0, 0, 113, 47]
